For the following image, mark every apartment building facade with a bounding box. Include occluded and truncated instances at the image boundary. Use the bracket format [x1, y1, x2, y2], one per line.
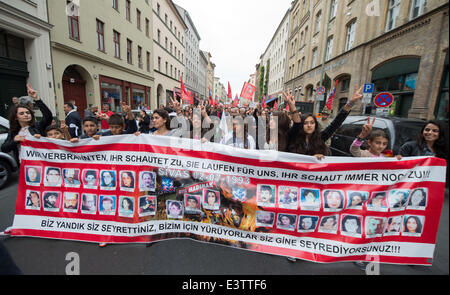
[284, 0, 448, 120]
[48, 0, 155, 119]
[153, 0, 186, 106]
[260, 8, 291, 103]
[175, 4, 203, 101]
[0, 0, 55, 117]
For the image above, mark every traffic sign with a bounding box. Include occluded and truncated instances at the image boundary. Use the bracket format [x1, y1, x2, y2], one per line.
[374, 92, 394, 108]
[316, 94, 325, 101]
[316, 86, 325, 95]
[363, 83, 374, 94]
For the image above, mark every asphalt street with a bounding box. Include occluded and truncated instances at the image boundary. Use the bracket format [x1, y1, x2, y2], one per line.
[1, 171, 448, 275]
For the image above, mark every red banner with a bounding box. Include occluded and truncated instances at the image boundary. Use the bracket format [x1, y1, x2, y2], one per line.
[240, 82, 256, 101]
[7, 135, 447, 265]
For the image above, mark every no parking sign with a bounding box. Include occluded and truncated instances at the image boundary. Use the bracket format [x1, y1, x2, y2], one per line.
[374, 92, 394, 108]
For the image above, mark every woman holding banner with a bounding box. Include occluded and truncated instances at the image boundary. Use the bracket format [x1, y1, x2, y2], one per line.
[400, 120, 448, 159]
[283, 85, 364, 159]
[1, 84, 53, 164]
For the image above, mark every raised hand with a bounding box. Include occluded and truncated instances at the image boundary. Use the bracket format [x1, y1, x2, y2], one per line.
[26, 84, 38, 100]
[359, 116, 376, 139]
[350, 85, 364, 104]
[282, 89, 295, 107]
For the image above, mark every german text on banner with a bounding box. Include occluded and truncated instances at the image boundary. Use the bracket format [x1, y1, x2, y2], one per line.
[9, 135, 447, 265]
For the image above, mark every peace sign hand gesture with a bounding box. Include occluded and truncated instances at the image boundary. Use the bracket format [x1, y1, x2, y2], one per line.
[282, 89, 295, 108]
[359, 116, 376, 139]
[170, 96, 181, 113]
[350, 85, 364, 104]
[26, 84, 38, 101]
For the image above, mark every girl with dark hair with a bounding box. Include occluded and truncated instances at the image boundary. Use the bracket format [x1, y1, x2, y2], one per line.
[149, 109, 173, 136]
[284, 85, 364, 159]
[350, 116, 403, 159]
[1, 84, 53, 164]
[400, 120, 448, 159]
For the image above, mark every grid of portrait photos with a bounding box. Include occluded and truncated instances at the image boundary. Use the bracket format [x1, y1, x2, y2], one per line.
[22, 166, 429, 237]
[23, 166, 229, 220]
[254, 184, 428, 238]
[23, 166, 160, 217]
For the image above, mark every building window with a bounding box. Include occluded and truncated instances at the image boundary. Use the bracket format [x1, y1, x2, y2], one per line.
[345, 19, 356, 51]
[410, 0, 427, 20]
[386, 0, 401, 31]
[67, 1, 80, 41]
[301, 56, 305, 74]
[312, 47, 318, 68]
[165, 61, 168, 74]
[315, 10, 321, 34]
[113, 30, 120, 58]
[126, 0, 131, 21]
[157, 3, 160, 15]
[146, 51, 151, 72]
[158, 56, 161, 71]
[157, 30, 161, 43]
[145, 18, 150, 37]
[112, 0, 119, 11]
[138, 46, 142, 68]
[96, 19, 105, 52]
[326, 36, 333, 61]
[136, 9, 141, 30]
[127, 39, 132, 64]
[340, 77, 351, 92]
[330, 0, 337, 19]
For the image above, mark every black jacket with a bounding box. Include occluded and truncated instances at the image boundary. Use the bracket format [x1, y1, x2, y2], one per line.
[399, 141, 435, 157]
[287, 108, 350, 154]
[1, 100, 53, 163]
[138, 115, 151, 133]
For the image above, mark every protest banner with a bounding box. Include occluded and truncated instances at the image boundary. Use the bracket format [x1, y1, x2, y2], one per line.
[240, 82, 256, 101]
[7, 135, 447, 265]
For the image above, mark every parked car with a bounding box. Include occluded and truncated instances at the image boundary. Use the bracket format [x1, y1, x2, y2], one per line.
[329, 116, 426, 157]
[0, 116, 19, 189]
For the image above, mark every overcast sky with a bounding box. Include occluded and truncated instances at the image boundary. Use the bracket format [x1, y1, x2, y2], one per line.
[173, 0, 292, 97]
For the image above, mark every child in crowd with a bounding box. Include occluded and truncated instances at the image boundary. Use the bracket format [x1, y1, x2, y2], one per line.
[350, 117, 401, 270]
[98, 102, 137, 137]
[73, 117, 100, 141]
[70, 102, 137, 143]
[34, 121, 71, 141]
[350, 117, 402, 159]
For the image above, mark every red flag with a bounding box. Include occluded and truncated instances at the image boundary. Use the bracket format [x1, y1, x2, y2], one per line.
[325, 80, 339, 110]
[227, 82, 232, 99]
[240, 82, 256, 100]
[208, 88, 213, 105]
[214, 96, 219, 106]
[273, 100, 278, 110]
[232, 95, 239, 107]
[285, 102, 290, 112]
[261, 95, 267, 108]
[180, 76, 193, 104]
[180, 76, 187, 94]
